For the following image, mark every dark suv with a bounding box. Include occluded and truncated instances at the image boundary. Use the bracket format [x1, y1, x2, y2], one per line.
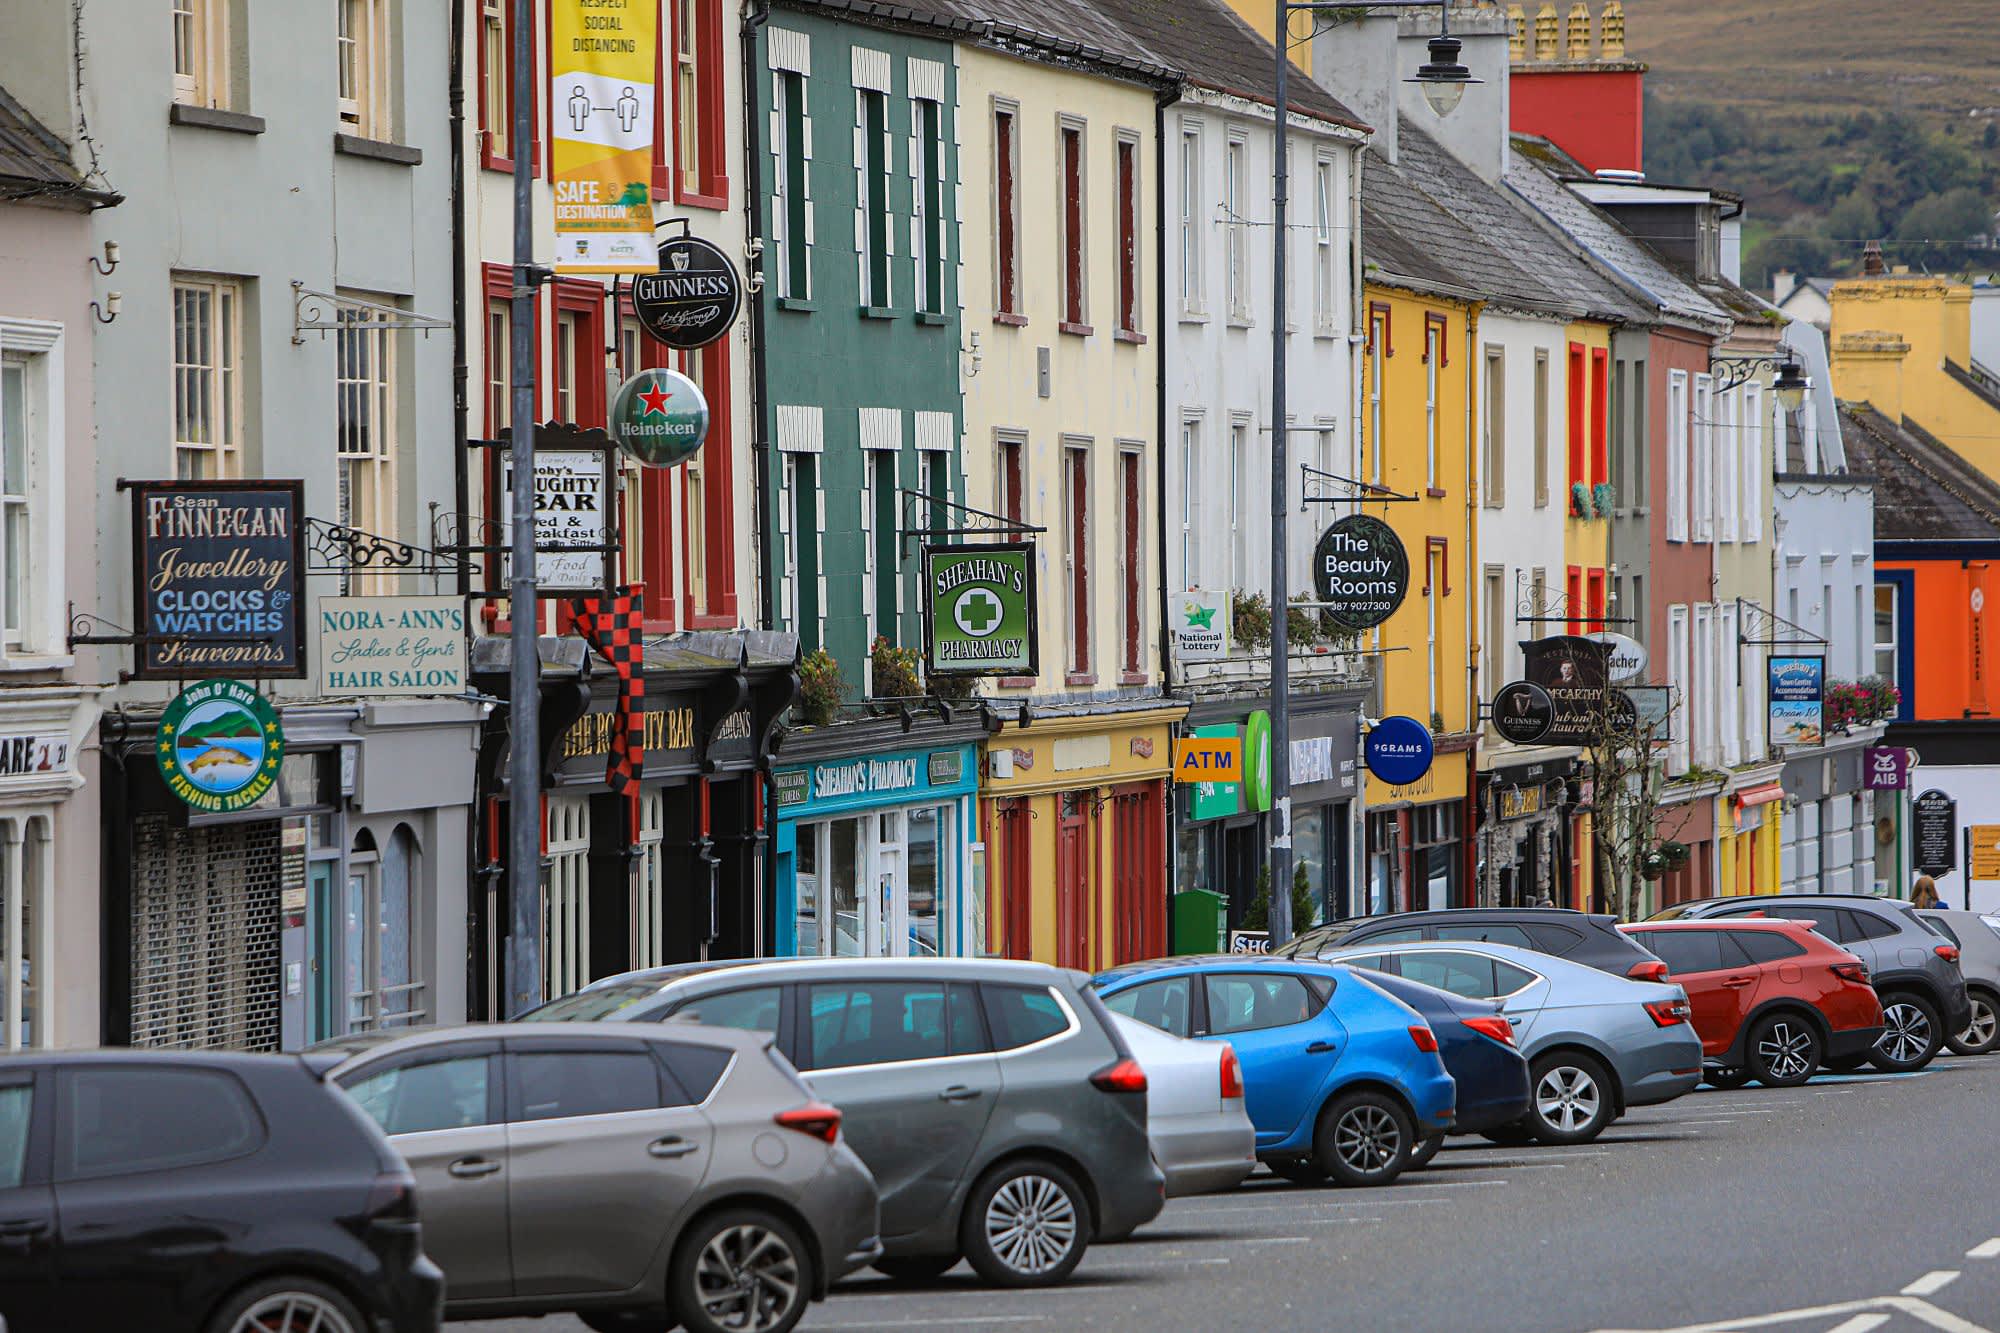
[1279, 909, 1669, 982]
[0, 1050, 442, 1333]
[1649, 895, 1973, 1072]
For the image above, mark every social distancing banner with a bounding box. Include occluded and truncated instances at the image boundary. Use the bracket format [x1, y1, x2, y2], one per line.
[551, 0, 657, 274]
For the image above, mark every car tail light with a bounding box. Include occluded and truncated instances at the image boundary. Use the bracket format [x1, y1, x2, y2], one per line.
[1218, 1045, 1245, 1100]
[361, 1171, 416, 1219]
[773, 1101, 842, 1144]
[1935, 944, 1960, 965]
[1408, 1025, 1439, 1053]
[1644, 998, 1691, 1027]
[1626, 959, 1671, 984]
[1461, 1015, 1515, 1046]
[1831, 960, 1870, 984]
[1090, 1058, 1149, 1094]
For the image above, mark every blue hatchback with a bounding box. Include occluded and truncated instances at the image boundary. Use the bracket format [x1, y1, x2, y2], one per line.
[1091, 957, 1455, 1187]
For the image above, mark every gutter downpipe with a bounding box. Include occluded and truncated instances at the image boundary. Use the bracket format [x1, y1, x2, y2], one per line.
[450, 0, 469, 599]
[742, 0, 779, 954]
[1155, 80, 1177, 942]
[1464, 303, 1478, 909]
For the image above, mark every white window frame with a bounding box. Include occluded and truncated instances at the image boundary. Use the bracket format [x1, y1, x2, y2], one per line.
[853, 82, 894, 310]
[1720, 601, 1742, 766]
[1224, 132, 1247, 321]
[1367, 314, 1386, 486]
[1692, 603, 1716, 768]
[1424, 322, 1440, 491]
[1873, 582, 1898, 684]
[1741, 382, 1764, 543]
[335, 294, 400, 581]
[544, 795, 591, 999]
[1667, 369, 1689, 542]
[1179, 414, 1201, 589]
[675, 0, 701, 192]
[172, 275, 244, 481]
[480, 0, 510, 157]
[173, 0, 230, 108]
[1692, 372, 1715, 542]
[1667, 605, 1690, 775]
[1716, 386, 1738, 543]
[0, 322, 65, 663]
[1179, 121, 1203, 314]
[338, 0, 393, 141]
[1313, 153, 1337, 333]
[1229, 416, 1250, 592]
[768, 50, 813, 303]
[910, 91, 944, 317]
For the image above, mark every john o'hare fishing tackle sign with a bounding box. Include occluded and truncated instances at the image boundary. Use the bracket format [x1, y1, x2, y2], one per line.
[130, 480, 306, 680]
[1312, 514, 1410, 632]
[923, 543, 1038, 676]
[157, 678, 285, 814]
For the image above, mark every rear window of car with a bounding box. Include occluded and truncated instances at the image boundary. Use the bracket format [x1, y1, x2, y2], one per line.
[656, 1042, 734, 1104]
[61, 1067, 263, 1180]
[1100, 976, 1191, 1038]
[1350, 925, 1426, 945]
[1730, 930, 1808, 963]
[1205, 974, 1318, 1035]
[343, 1051, 495, 1136]
[982, 984, 1072, 1050]
[1848, 910, 1900, 942]
[1640, 929, 1742, 975]
[669, 985, 784, 1035]
[1394, 952, 1536, 1000]
[1922, 915, 1961, 946]
[1434, 923, 1537, 950]
[1730, 904, 1850, 943]
[512, 1049, 663, 1121]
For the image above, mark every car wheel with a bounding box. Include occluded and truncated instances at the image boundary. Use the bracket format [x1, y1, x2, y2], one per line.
[1312, 1089, 1414, 1187]
[1871, 992, 1944, 1072]
[582, 1313, 678, 1333]
[1526, 1052, 1614, 1145]
[872, 1254, 960, 1284]
[1746, 1013, 1823, 1088]
[1408, 1134, 1444, 1169]
[959, 1159, 1090, 1287]
[670, 1207, 813, 1333]
[1477, 1121, 1536, 1146]
[1703, 1066, 1752, 1089]
[1947, 992, 2000, 1056]
[1266, 1156, 1331, 1186]
[209, 1276, 364, 1333]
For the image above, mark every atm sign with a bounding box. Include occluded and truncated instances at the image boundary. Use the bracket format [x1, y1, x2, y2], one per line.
[1173, 736, 1243, 784]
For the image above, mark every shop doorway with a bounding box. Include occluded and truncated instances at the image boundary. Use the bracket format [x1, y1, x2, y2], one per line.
[1222, 819, 1260, 929]
[794, 806, 955, 958]
[1110, 783, 1163, 963]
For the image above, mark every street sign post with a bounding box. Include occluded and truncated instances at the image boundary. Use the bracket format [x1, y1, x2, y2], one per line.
[1913, 789, 1958, 877]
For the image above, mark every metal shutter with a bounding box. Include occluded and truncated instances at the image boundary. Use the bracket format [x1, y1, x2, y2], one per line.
[129, 816, 283, 1051]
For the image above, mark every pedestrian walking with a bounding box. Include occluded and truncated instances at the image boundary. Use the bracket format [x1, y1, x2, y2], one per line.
[1912, 876, 1941, 909]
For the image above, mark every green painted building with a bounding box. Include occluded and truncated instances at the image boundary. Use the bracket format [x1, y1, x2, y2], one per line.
[752, 4, 963, 692]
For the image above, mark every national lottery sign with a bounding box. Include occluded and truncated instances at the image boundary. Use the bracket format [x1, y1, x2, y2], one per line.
[551, 0, 657, 273]
[923, 543, 1038, 676]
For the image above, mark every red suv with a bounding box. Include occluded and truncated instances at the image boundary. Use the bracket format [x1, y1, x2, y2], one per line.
[1620, 919, 1884, 1087]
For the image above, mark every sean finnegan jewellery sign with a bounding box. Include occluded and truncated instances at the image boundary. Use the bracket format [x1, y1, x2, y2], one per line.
[128, 480, 306, 680]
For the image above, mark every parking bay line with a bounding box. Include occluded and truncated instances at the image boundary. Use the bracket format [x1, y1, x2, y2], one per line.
[1825, 1316, 1892, 1333]
[1902, 1270, 1961, 1297]
[811, 1317, 1049, 1329]
[1968, 1237, 2000, 1259]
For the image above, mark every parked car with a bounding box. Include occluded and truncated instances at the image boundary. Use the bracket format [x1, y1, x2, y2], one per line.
[0, 1049, 442, 1333]
[1347, 969, 1532, 1168]
[1278, 907, 1671, 982]
[1919, 909, 2000, 1055]
[519, 957, 1166, 1287]
[1621, 919, 1884, 1087]
[1089, 957, 1456, 1188]
[1319, 941, 1701, 1145]
[1649, 894, 1973, 1072]
[1105, 1011, 1257, 1196]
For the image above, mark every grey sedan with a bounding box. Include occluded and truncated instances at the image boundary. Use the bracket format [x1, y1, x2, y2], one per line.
[1107, 1010, 1257, 1196]
[326, 1022, 880, 1333]
[1921, 909, 2000, 1055]
[1315, 941, 1702, 1145]
[521, 956, 1167, 1286]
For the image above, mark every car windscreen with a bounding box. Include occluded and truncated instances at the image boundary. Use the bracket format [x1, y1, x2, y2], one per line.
[515, 980, 665, 1022]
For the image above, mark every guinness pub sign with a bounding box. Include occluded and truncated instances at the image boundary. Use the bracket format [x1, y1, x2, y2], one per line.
[130, 480, 306, 680]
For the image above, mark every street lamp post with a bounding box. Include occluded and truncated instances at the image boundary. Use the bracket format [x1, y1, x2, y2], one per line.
[1266, 1, 1474, 946]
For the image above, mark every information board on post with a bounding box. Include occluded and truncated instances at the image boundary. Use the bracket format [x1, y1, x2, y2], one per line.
[502, 448, 611, 594]
[1913, 789, 1958, 877]
[550, 0, 657, 274]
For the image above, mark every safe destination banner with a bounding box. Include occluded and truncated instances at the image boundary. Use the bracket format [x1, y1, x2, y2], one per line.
[131, 481, 306, 679]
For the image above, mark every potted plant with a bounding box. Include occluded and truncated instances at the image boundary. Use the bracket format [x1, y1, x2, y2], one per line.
[870, 636, 921, 698]
[1287, 593, 1323, 649]
[1657, 840, 1691, 873]
[1232, 589, 1272, 652]
[795, 649, 843, 727]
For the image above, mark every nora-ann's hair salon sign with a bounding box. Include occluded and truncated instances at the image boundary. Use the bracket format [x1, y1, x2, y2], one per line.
[130, 481, 306, 680]
[315, 596, 468, 696]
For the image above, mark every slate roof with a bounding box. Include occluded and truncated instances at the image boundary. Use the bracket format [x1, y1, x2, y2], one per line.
[0, 84, 115, 209]
[914, 0, 1180, 82]
[1362, 136, 1551, 307]
[1837, 403, 2000, 543]
[1072, 0, 1367, 131]
[1503, 138, 1729, 333]
[1390, 118, 1652, 324]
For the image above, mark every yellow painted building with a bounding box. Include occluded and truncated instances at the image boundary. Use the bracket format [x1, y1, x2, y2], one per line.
[954, 34, 1183, 968]
[1358, 282, 1480, 911]
[1831, 274, 1998, 475]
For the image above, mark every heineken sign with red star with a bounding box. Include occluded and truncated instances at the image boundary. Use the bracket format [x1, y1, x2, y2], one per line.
[611, 367, 709, 468]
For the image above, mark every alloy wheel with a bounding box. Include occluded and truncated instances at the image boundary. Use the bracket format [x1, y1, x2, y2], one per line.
[982, 1173, 1079, 1278]
[230, 1293, 358, 1333]
[1878, 1001, 1934, 1065]
[1332, 1103, 1402, 1174]
[694, 1222, 803, 1332]
[1757, 1021, 1816, 1082]
[1960, 996, 1998, 1050]
[1535, 1066, 1601, 1134]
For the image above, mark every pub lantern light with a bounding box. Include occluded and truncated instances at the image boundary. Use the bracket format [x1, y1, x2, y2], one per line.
[1773, 358, 1811, 413]
[1407, 32, 1479, 118]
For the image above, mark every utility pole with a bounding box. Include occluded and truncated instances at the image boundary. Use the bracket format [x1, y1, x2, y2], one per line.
[507, 0, 544, 1015]
[1268, 0, 1295, 947]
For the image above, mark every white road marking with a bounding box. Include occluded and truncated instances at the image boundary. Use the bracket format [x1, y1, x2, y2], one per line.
[811, 1318, 1048, 1329]
[1968, 1237, 2000, 1259]
[1825, 1315, 1891, 1333]
[1592, 1293, 1994, 1332]
[1903, 1270, 1961, 1297]
[1239, 1236, 1314, 1245]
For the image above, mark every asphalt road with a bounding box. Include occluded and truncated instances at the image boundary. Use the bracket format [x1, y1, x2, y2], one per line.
[464, 1053, 2000, 1333]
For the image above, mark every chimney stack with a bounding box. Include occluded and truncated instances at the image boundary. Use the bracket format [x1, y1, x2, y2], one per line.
[1862, 240, 1886, 276]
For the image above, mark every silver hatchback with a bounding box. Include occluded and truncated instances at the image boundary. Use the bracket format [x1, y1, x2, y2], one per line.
[326, 1022, 880, 1333]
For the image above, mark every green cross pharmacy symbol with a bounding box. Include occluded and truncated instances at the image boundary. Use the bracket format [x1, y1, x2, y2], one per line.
[954, 587, 1003, 637]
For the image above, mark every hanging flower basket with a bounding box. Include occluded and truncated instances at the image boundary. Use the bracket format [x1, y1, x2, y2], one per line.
[1657, 840, 1691, 872]
[1570, 481, 1593, 518]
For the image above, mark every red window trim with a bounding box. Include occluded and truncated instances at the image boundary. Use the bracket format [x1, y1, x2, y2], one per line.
[1566, 342, 1586, 490]
[1367, 301, 1393, 356]
[1115, 137, 1139, 337]
[480, 264, 544, 631]
[1120, 449, 1142, 676]
[550, 279, 607, 427]
[995, 107, 1019, 318]
[1586, 567, 1607, 633]
[1422, 537, 1451, 595]
[477, 1, 541, 176]
[1589, 346, 1610, 489]
[1423, 312, 1449, 366]
[1565, 564, 1584, 635]
[684, 337, 738, 625]
[654, 0, 731, 208]
[1061, 125, 1085, 329]
[1068, 445, 1090, 677]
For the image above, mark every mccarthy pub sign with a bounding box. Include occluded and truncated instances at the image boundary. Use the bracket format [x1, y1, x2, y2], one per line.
[130, 480, 306, 680]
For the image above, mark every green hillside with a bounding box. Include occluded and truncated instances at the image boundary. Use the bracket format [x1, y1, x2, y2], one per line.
[1623, 0, 2000, 286]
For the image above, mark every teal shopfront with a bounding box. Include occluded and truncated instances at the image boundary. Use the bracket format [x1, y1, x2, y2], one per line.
[771, 717, 982, 958]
